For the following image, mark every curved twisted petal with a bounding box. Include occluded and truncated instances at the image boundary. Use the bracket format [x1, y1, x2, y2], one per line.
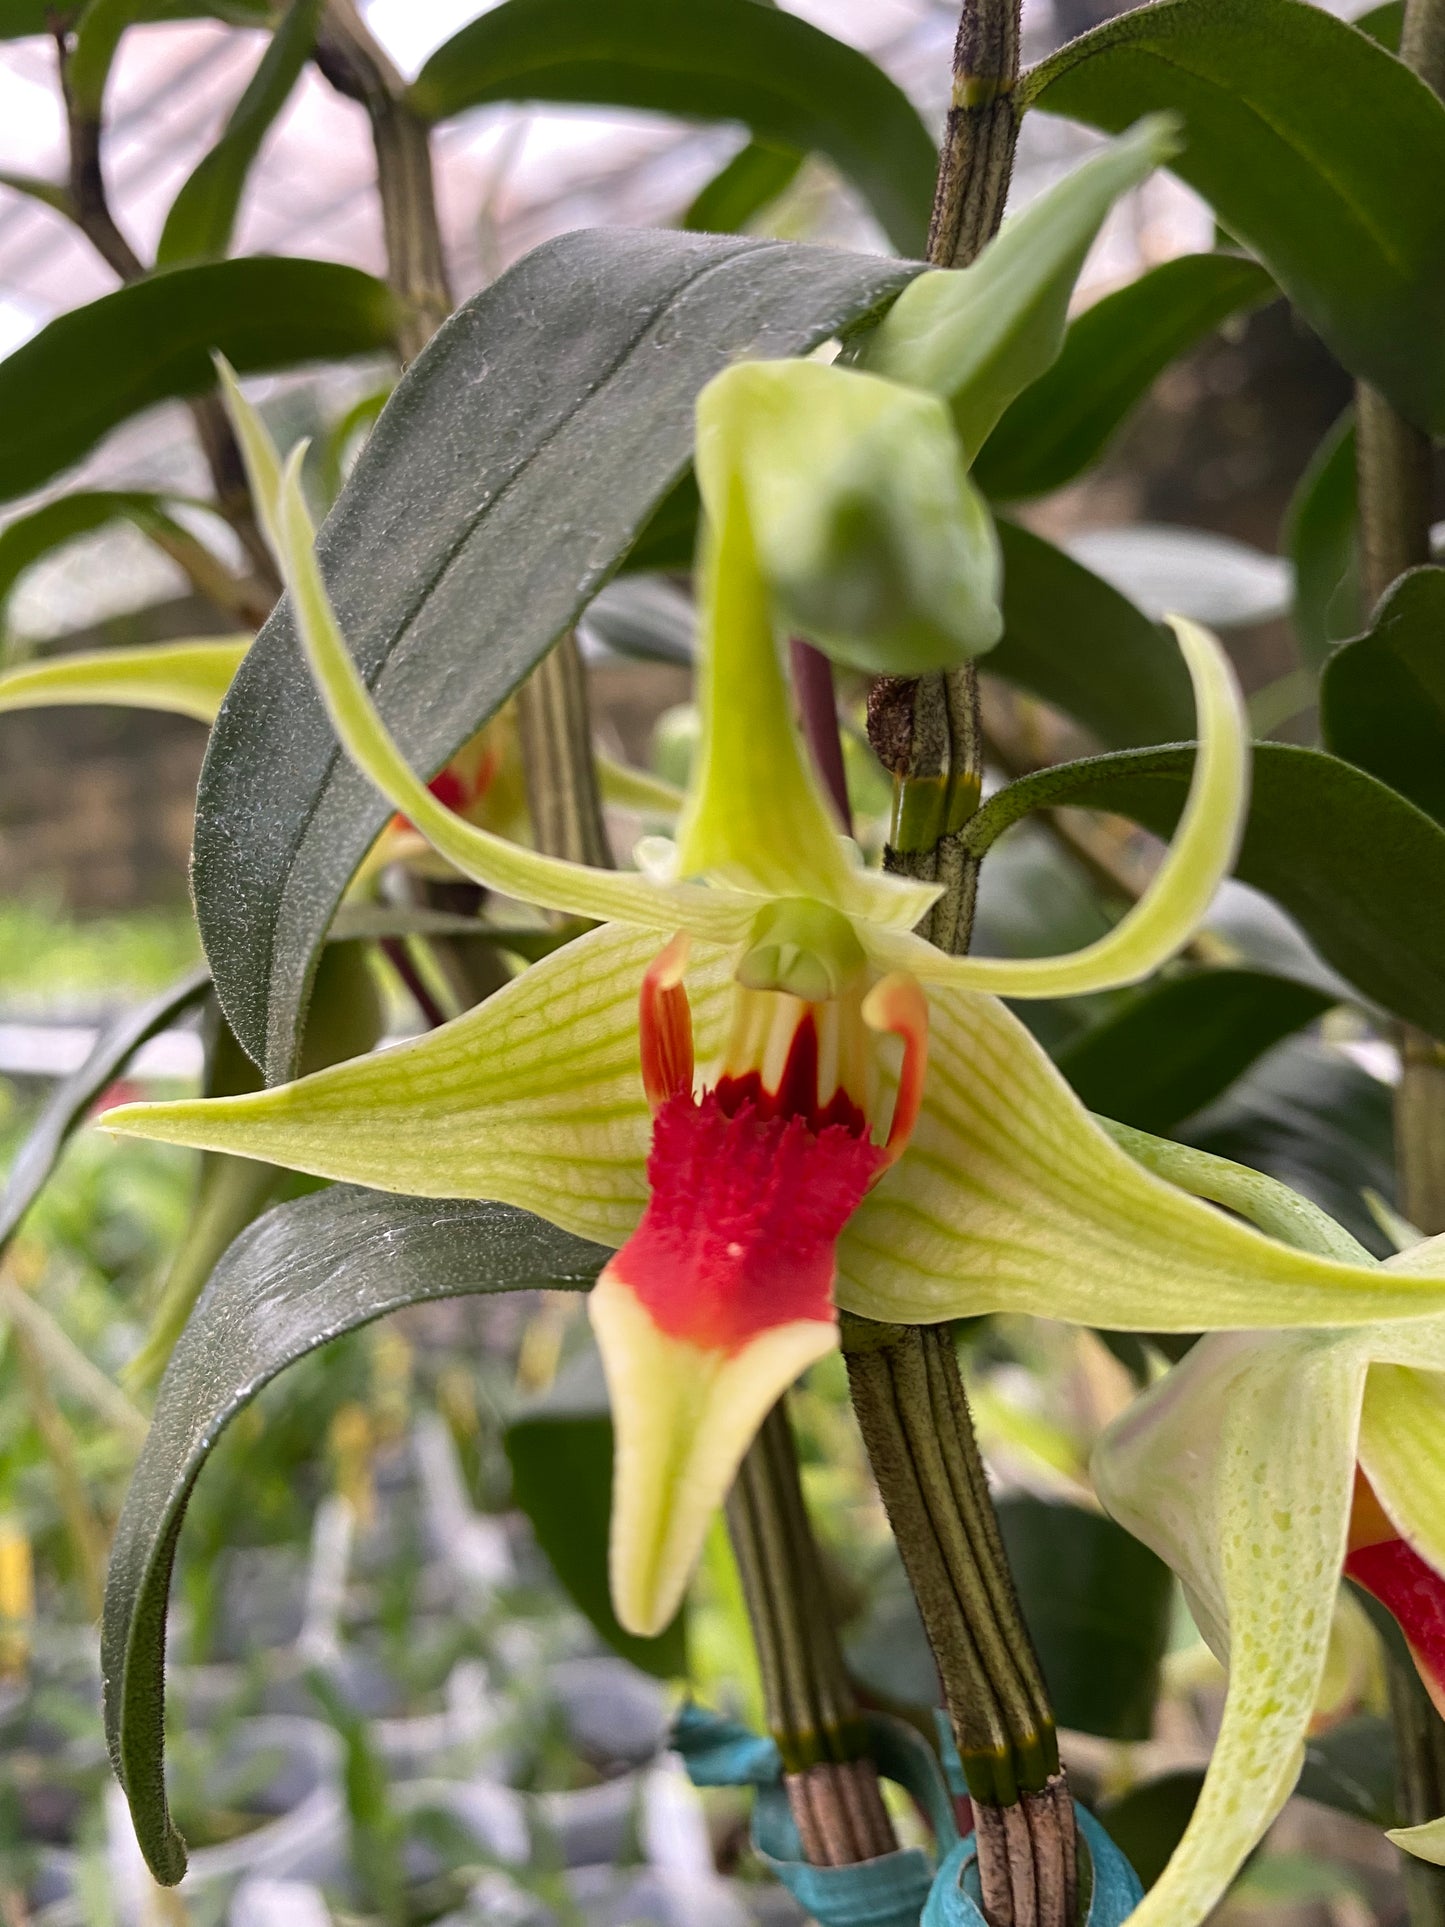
[104, 926, 735, 1246]
[0, 638, 249, 723]
[272, 454, 757, 941]
[1094, 1330, 1368, 1927]
[838, 987, 1445, 1328]
[866, 615, 1249, 995]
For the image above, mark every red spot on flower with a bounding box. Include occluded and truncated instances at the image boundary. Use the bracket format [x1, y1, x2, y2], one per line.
[610, 1088, 883, 1354]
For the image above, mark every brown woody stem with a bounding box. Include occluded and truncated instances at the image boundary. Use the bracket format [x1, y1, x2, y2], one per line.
[726, 1402, 898, 1864]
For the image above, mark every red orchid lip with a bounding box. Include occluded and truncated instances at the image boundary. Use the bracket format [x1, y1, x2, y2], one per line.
[608, 1087, 884, 1354]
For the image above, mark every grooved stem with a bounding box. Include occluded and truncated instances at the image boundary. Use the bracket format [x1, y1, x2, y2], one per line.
[928, 0, 1023, 269]
[844, 1322, 1071, 1927]
[726, 1403, 898, 1864]
[515, 634, 613, 871]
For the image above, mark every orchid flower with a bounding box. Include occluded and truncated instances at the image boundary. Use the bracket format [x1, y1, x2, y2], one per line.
[1091, 1125, 1445, 1925]
[104, 360, 1445, 1645]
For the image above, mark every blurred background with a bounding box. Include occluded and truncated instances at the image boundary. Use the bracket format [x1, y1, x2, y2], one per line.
[0, 4, 1405, 1926]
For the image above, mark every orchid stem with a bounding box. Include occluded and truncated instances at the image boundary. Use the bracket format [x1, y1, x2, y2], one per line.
[1355, 8, 1445, 1919]
[853, 8, 1076, 1921]
[725, 1401, 898, 1865]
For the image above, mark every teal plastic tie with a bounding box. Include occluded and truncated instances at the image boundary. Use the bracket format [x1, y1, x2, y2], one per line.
[673, 1703, 1143, 1927]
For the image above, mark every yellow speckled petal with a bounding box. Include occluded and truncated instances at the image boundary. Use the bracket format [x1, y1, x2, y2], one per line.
[104, 926, 735, 1247]
[864, 615, 1247, 996]
[1094, 1329, 1368, 1927]
[838, 986, 1445, 1329]
[0, 638, 249, 723]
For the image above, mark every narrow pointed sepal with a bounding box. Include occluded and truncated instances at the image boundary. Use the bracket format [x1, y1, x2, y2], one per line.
[589, 1269, 835, 1637]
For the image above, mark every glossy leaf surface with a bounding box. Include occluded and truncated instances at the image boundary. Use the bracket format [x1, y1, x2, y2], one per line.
[1057, 969, 1333, 1135]
[1025, 0, 1445, 430]
[0, 969, 211, 1256]
[1321, 568, 1445, 828]
[103, 1185, 609, 1884]
[1282, 410, 1359, 670]
[968, 743, 1445, 1039]
[974, 253, 1274, 501]
[988, 522, 1194, 750]
[155, 0, 320, 265]
[505, 1349, 687, 1678]
[409, 0, 936, 255]
[0, 258, 397, 505]
[193, 228, 916, 1077]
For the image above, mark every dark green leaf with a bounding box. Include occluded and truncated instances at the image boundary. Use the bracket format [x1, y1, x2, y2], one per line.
[103, 1185, 609, 1885]
[193, 228, 916, 1078]
[408, 0, 937, 256]
[621, 469, 701, 575]
[1321, 567, 1445, 828]
[684, 137, 804, 234]
[847, 1500, 1173, 1743]
[1282, 409, 1359, 670]
[974, 253, 1275, 502]
[1185, 1036, 1396, 1259]
[155, 0, 321, 266]
[988, 521, 1194, 749]
[1297, 1715, 1398, 1828]
[996, 1498, 1173, 1742]
[0, 491, 205, 628]
[0, 968, 210, 1256]
[1097, 1773, 1203, 1889]
[0, 171, 73, 215]
[0, 258, 397, 506]
[505, 1349, 686, 1679]
[966, 742, 1445, 1039]
[68, 0, 269, 115]
[1024, 0, 1445, 430]
[1355, 3, 1403, 51]
[1057, 968, 1333, 1134]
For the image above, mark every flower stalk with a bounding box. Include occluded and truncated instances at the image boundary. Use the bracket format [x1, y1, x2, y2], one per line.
[855, 4, 1074, 1918]
[726, 1402, 898, 1863]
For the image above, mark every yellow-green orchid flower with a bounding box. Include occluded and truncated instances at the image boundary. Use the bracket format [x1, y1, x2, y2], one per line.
[0, 637, 251, 722]
[1091, 1128, 1445, 1924]
[103, 359, 1445, 1643]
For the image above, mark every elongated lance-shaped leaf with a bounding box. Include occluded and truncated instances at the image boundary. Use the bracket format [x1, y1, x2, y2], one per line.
[194, 230, 920, 1078]
[408, 0, 936, 256]
[1321, 568, 1445, 829]
[0, 259, 397, 507]
[989, 521, 1193, 749]
[861, 116, 1178, 461]
[0, 639, 249, 723]
[1282, 409, 1359, 670]
[102, 1185, 609, 1885]
[0, 968, 211, 1257]
[66, 0, 270, 114]
[963, 741, 1445, 1039]
[684, 138, 803, 235]
[872, 615, 1249, 999]
[156, 0, 320, 265]
[974, 253, 1276, 502]
[0, 492, 229, 635]
[1024, 0, 1445, 432]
